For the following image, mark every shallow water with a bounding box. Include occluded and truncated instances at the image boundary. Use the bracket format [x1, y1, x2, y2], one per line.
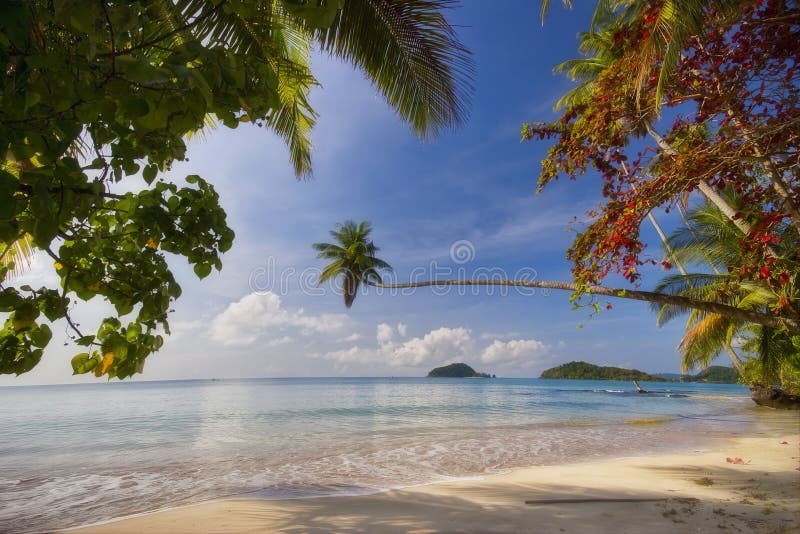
[0, 377, 790, 533]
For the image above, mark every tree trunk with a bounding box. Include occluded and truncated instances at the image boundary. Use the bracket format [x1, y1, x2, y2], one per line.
[723, 342, 745, 373]
[622, 162, 692, 278]
[646, 125, 782, 257]
[726, 113, 800, 235]
[367, 279, 800, 334]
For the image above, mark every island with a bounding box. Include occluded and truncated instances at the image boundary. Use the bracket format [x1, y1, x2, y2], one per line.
[540, 361, 666, 382]
[690, 365, 740, 384]
[427, 363, 494, 378]
[541, 361, 742, 383]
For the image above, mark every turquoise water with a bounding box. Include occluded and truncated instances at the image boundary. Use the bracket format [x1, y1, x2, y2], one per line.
[0, 377, 774, 532]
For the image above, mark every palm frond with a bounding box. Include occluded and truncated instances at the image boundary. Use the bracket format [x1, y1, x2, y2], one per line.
[312, 0, 473, 138]
[540, 0, 573, 24]
[0, 234, 35, 280]
[679, 313, 732, 372]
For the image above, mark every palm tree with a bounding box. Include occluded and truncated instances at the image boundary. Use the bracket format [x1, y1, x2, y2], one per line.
[313, 221, 392, 308]
[0, 160, 33, 279]
[541, 0, 748, 111]
[651, 195, 799, 401]
[548, 5, 779, 245]
[152, 0, 473, 176]
[313, 222, 800, 333]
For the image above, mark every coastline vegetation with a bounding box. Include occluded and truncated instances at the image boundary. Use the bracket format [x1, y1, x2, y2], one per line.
[427, 362, 493, 378]
[539, 361, 740, 384]
[540, 361, 666, 382]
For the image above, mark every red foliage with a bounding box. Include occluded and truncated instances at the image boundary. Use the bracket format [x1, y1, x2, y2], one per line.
[524, 1, 799, 298]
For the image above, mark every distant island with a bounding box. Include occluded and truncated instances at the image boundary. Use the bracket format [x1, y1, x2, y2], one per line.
[541, 361, 740, 384]
[688, 365, 740, 383]
[427, 363, 494, 378]
[541, 361, 665, 381]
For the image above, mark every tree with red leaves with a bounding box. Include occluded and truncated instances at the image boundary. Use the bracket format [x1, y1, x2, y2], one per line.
[524, 0, 799, 401]
[524, 0, 798, 315]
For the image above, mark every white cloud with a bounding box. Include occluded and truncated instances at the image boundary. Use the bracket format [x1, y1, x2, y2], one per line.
[265, 336, 293, 347]
[387, 327, 473, 367]
[479, 331, 523, 341]
[209, 292, 350, 346]
[376, 323, 395, 346]
[376, 322, 407, 346]
[337, 333, 363, 343]
[481, 338, 551, 364]
[317, 324, 473, 368]
[315, 346, 378, 364]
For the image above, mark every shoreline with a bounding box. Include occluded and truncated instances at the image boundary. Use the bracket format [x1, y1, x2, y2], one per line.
[70, 430, 800, 534]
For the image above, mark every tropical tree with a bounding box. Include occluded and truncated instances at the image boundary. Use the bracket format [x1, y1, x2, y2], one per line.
[313, 221, 392, 308]
[541, 0, 750, 110]
[0, 0, 473, 378]
[652, 196, 799, 402]
[313, 221, 800, 334]
[525, 0, 799, 298]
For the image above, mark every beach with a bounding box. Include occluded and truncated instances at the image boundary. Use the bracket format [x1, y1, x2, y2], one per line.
[72, 432, 800, 533]
[2, 378, 797, 533]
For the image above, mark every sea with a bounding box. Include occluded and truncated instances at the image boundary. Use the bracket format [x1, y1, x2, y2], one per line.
[0, 377, 795, 533]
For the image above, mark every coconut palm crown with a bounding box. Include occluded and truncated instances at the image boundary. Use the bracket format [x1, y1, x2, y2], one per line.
[651, 193, 799, 390]
[313, 221, 392, 308]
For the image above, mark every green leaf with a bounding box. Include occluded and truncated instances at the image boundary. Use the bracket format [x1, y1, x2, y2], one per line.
[71, 353, 97, 374]
[143, 164, 157, 184]
[125, 322, 141, 342]
[122, 98, 150, 118]
[30, 324, 52, 348]
[76, 334, 95, 346]
[193, 262, 212, 279]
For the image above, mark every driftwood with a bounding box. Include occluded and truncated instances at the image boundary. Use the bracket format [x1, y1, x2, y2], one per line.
[525, 498, 671, 505]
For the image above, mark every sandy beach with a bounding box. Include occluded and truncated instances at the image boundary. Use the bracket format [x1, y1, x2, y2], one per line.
[72, 432, 800, 534]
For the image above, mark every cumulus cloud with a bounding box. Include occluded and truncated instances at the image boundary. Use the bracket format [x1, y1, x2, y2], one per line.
[337, 333, 363, 343]
[376, 323, 396, 346]
[315, 346, 378, 364]
[318, 324, 553, 371]
[481, 338, 551, 364]
[209, 292, 350, 346]
[318, 324, 474, 367]
[265, 336, 294, 347]
[385, 326, 473, 367]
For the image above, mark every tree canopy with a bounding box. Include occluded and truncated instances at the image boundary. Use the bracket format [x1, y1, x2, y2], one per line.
[526, 0, 799, 394]
[0, 0, 472, 378]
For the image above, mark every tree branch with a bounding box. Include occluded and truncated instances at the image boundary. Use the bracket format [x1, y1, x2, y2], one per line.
[97, 1, 227, 58]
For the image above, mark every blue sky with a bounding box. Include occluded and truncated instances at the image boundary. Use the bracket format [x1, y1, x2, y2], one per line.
[5, 1, 704, 385]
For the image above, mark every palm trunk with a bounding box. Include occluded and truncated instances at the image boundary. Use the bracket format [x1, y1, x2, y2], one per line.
[645, 125, 787, 261]
[723, 342, 744, 373]
[725, 112, 800, 235]
[645, 124, 755, 235]
[622, 162, 691, 279]
[367, 279, 800, 334]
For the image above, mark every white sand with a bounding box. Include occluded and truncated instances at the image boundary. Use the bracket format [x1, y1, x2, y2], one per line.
[72, 433, 800, 533]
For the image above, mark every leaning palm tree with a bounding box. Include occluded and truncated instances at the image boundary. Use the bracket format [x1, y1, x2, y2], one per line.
[313, 222, 800, 333]
[313, 221, 392, 308]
